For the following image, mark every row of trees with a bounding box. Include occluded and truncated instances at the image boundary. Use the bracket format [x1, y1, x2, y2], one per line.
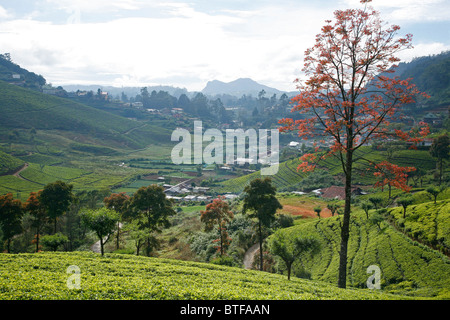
[0, 180, 177, 256]
[0, 181, 73, 253]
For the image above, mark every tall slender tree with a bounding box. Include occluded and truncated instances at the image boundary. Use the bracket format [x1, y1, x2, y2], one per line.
[242, 178, 282, 271]
[429, 134, 449, 185]
[279, 0, 429, 288]
[0, 193, 23, 253]
[23, 191, 47, 252]
[104, 192, 130, 250]
[128, 185, 175, 256]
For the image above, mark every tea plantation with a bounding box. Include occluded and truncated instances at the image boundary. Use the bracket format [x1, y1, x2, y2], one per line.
[0, 251, 407, 300]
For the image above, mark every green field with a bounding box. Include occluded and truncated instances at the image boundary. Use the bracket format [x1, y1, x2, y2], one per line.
[388, 199, 450, 252]
[268, 200, 450, 298]
[0, 251, 409, 300]
[0, 150, 24, 175]
[215, 146, 439, 194]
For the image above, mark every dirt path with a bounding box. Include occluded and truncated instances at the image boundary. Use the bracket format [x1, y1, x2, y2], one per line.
[90, 223, 123, 254]
[243, 243, 259, 269]
[12, 163, 29, 180]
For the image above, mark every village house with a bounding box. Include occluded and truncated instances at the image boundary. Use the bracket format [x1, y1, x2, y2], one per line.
[315, 185, 364, 200]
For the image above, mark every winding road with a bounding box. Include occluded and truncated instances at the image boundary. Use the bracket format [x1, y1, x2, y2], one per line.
[12, 163, 29, 180]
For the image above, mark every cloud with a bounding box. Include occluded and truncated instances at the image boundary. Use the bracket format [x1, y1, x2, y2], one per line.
[398, 42, 450, 62]
[0, 5, 12, 19]
[342, 0, 450, 23]
[45, 0, 143, 13]
[0, 1, 448, 92]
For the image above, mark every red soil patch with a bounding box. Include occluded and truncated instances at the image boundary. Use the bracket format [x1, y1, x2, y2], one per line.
[281, 205, 333, 218]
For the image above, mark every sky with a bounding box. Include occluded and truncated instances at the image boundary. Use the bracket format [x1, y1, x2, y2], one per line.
[0, 0, 449, 92]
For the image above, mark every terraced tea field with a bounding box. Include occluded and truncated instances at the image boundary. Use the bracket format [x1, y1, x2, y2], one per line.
[0, 251, 407, 300]
[269, 200, 450, 298]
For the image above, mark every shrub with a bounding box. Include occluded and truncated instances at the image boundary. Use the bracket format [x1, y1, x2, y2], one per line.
[210, 255, 235, 267]
[40, 233, 68, 251]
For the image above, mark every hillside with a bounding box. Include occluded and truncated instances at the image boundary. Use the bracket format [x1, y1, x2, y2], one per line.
[0, 251, 408, 300]
[0, 150, 24, 175]
[268, 199, 450, 298]
[0, 54, 45, 91]
[0, 80, 170, 150]
[214, 146, 438, 194]
[0, 80, 176, 197]
[393, 51, 450, 108]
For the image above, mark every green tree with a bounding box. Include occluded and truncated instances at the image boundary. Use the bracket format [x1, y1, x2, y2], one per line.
[242, 178, 282, 271]
[104, 192, 131, 250]
[369, 211, 386, 232]
[326, 203, 339, 217]
[368, 195, 383, 211]
[360, 201, 373, 219]
[426, 186, 441, 204]
[39, 181, 73, 234]
[429, 134, 449, 185]
[397, 195, 414, 219]
[81, 207, 118, 256]
[0, 193, 23, 253]
[269, 232, 321, 280]
[23, 191, 47, 252]
[124, 220, 150, 256]
[40, 233, 68, 252]
[314, 206, 322, 219]
[128, 185, 176, 256]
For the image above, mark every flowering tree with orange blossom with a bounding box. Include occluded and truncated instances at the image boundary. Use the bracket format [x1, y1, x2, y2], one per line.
[279, 0, 429, 288]
[200, 196, 234, 257]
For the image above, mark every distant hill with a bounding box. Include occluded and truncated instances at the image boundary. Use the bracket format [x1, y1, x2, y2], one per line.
[0, 53, 45, 91]
[202, 78, 286, 97]
[393, 51, 450, 109]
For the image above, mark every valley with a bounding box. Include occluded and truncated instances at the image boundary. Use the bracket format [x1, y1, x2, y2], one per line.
[0, 49, 449, 301]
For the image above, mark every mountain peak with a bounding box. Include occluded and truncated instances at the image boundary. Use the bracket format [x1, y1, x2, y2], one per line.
[202, 78, 283, 97]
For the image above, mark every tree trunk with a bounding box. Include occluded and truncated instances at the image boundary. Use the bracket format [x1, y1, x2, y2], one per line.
[338, 149, 353, 289]
[100, 239, 104, 256]
[136, 240, 141, 256]
[258, 219, 263, 271]
[116, 221, 120, 250]
[287, 262, 292, 281]
[35, 227, 40, 253]
[219, 226, 224, 257]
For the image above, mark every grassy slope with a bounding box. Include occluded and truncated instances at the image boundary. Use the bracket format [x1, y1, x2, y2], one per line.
[0, 251, 409, 300]
[0, 81, 174, 151]
[0, 150, 24, 175]
[388, 199, 450, 252]
[0, 81, 176, 196]
[215, 146, 437, 193]
[269, 200, 450, 298]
